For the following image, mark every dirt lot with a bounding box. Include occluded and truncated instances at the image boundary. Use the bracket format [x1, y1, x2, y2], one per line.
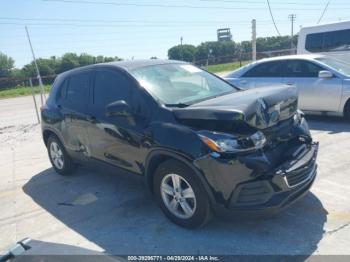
[1, 95, 350, 256]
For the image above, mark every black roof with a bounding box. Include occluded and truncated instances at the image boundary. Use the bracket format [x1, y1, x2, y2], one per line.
[60, 59, 186, 76]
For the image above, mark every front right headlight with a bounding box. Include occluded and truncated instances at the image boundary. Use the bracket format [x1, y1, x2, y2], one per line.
[199, 131, 266, 153]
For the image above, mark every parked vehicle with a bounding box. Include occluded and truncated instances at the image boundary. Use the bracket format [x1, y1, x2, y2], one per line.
[41, 60, 318, 228]
[297, 20, 350, 63]
[224, 54, 350, 119]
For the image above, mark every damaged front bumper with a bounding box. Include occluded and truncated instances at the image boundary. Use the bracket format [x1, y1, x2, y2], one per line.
[194, 140, 319, 217]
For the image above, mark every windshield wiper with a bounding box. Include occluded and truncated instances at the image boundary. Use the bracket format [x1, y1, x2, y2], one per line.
[165, 102, 190, 108]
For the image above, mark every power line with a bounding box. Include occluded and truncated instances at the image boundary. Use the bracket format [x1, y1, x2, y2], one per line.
[41, 0, 348, 10]
[288, 14, 296, 49]
[317, 1, 331, 24]
[0, 17, 284, 24]
[0, 22, 254, 28]
[200, 0, 344, 6]
[0, 16, 348, 31]
[266, 0, 281, 36]
[0, 16, 347, 27]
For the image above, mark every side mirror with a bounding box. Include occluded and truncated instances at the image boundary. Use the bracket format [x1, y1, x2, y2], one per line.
[106, 100, 132, 117]
[318, 70, 333, 79]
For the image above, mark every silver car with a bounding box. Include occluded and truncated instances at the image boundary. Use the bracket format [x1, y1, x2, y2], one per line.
[224, 54, 350, 120]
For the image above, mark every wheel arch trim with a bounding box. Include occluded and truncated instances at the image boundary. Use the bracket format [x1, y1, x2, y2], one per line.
[42, 127, 65, 147]
[144, 149, 216, 205]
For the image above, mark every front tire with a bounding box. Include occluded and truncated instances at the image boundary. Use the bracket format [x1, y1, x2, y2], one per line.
[153, 159, 211, 228]
[47, 135, 76, 175]
[344, 101, 350, 121]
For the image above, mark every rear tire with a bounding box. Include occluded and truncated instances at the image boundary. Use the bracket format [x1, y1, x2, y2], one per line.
[344, 101, 350, 121]
[153, 159, 211, 228]
[47, 135, 76, 175]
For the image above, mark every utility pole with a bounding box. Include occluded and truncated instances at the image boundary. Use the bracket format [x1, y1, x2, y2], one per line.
[207, 49, 212, 67]
[25, 26, 46, 103]
[252, 19, 257, 61]
[180, 36, 184, 61]
[289, 14, 296, 52]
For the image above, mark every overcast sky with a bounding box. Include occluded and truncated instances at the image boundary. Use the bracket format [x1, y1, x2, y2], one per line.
[1, 0, 350, 68]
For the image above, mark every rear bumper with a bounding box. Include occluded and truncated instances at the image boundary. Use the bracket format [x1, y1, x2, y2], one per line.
[195, 142, 319, 217]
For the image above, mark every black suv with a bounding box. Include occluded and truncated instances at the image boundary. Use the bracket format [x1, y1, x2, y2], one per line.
[41, 60, 318, 228]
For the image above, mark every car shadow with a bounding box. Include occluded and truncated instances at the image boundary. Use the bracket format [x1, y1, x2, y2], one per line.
[306, 115, 350, 134]
[23, 167, 326, 256]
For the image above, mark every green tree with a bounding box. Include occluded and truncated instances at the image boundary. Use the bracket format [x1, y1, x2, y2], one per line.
[195, 41, 236, 64]
[102, 56, 121, 63]
[22, 58, 58, 77]
[168, 44, 197, 62]
[10, 68, 25, 78]
[78, 53, 95, 66]
[58, 53, 80, 73]
[0, 52, 15, 77]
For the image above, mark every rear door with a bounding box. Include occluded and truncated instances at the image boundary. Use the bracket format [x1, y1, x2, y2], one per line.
[241, 61, 284, 89]
[56, 70, 92, 160]
[281, 59, 343, 112]
[86, 68, 150, 173]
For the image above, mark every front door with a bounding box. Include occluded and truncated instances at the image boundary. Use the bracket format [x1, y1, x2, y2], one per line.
[282, 60, 343, 112]
[86, 68, 149, 173]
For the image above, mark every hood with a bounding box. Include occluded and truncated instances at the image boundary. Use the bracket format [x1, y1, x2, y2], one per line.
[173, 85, 298, 134]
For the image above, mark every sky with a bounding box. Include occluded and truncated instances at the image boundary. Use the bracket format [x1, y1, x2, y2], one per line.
[1, 0, 350, 68]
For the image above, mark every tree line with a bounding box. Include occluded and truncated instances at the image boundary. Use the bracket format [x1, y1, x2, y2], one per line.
[0, 34, 297, 82]
[168, 35, 298, 64]
[0, 52, 121, 79]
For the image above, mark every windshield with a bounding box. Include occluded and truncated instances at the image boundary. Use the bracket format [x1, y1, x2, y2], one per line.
[130, 64, 236, 106]
[316, 57, 350, 76]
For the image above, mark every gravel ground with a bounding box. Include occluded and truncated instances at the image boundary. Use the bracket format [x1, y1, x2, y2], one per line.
[0, 95, 350, 257]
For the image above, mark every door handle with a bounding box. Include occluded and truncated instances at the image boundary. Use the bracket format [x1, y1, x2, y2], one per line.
[240, 80, 247, 85]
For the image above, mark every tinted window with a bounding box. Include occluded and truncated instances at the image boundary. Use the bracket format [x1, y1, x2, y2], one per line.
[56, 79, 68, 102]
[243, 61, 282, 77]
[305, 33, 324, 52]
[306, 29, 350, 52]
[93, 70, 131, 110]
[283, 60, 323, 77]
[131, 90, 149, 116]
[64, 72, 90, 112]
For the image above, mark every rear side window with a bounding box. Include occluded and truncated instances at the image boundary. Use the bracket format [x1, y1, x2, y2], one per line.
[56, 79, 68, 103]
[282, 60, 323, 77]
[243, 61, 282, 77]
[305, 33, 324, 52]
[306, 29, 350, 52]
[58, 71, 90, 112]
[93, 70, 131, 110]
[65, 72, 90, 112]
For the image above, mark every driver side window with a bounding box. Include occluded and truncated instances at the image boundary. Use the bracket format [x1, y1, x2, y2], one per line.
[282, 60, 324, 78]
[243, 61, 282, 77]
[93, 70, 131, 112]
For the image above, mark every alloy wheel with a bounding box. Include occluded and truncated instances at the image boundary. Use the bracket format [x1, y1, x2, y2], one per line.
[50, 141, 64, 169]
[160, 173, 197, 219]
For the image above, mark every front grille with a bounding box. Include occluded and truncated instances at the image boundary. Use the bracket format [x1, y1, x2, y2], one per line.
[285, 164, 315, 187]
[232, 181, 273, 206]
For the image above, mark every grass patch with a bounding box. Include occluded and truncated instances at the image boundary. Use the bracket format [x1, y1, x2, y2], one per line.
[205, 61, 249, 74]
[0, 85, 51, 99]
